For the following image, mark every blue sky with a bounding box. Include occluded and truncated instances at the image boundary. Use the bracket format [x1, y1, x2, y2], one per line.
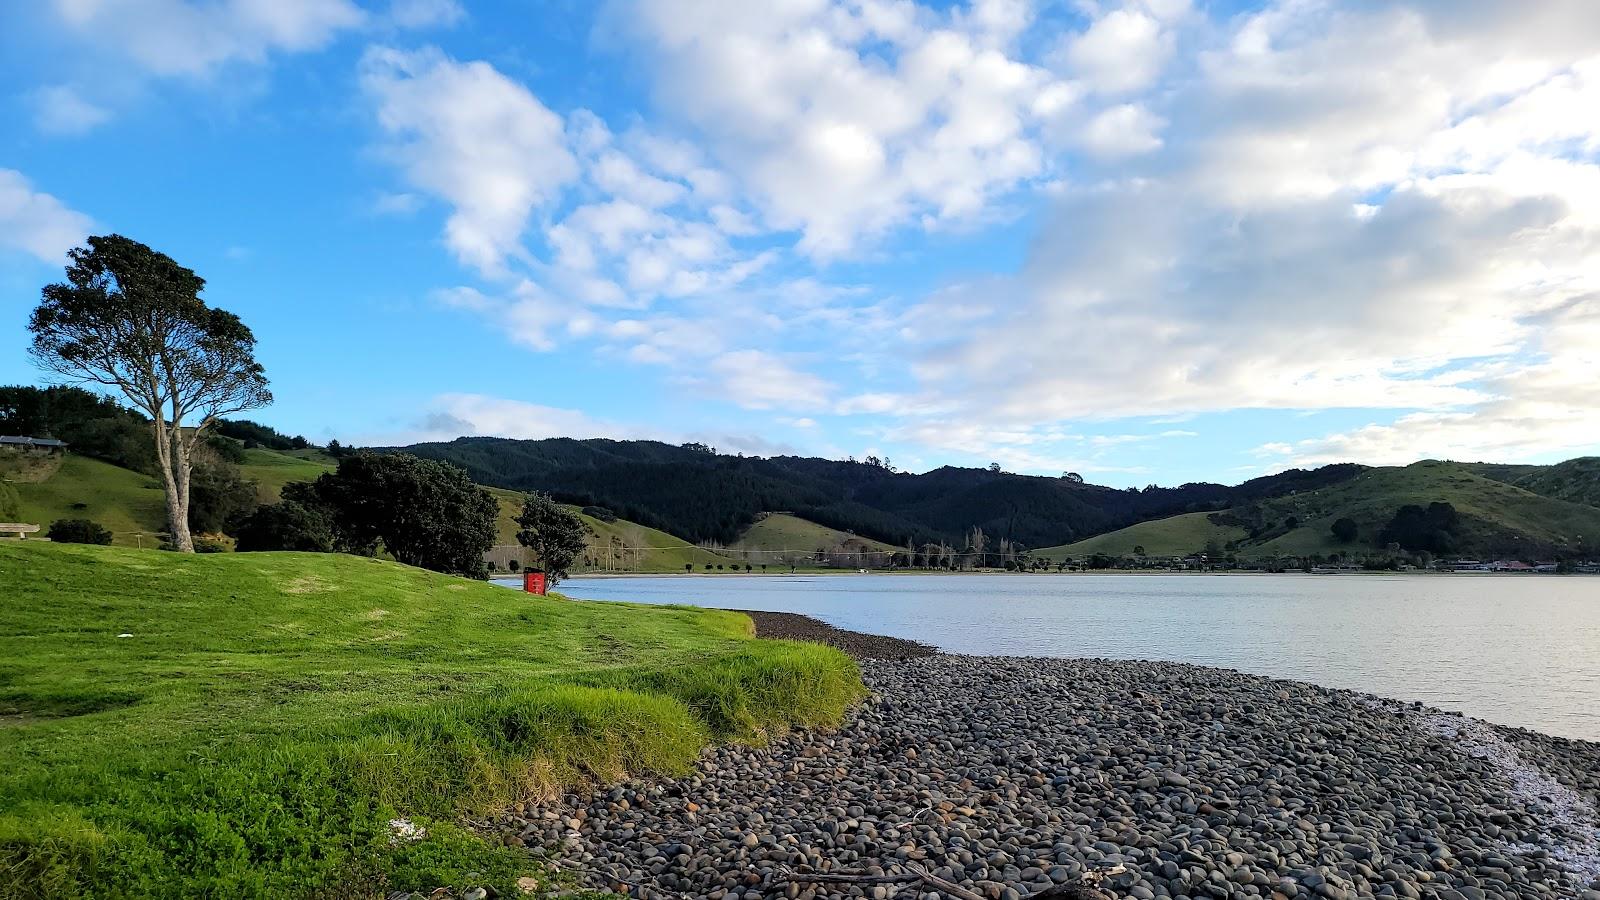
[3, 0, 1598, 486]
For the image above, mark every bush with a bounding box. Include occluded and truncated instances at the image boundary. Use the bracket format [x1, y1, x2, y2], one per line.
[194, 538, 229, 554]
[235, 501, 335, 553]
[47, 519, 113, 545]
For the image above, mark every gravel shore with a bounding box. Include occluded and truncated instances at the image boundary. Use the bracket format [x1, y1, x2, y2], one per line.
[733, 610, 938, 660]
[493, 650, 1600, 900]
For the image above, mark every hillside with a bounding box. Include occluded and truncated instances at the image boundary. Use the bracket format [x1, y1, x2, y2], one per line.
[5, 449, 727, 570]
[1037, 511, 1248, 560]
[728, 512, 900, 566]
[397, 436, 1368, 549]
[483, 487, 729, 573]
[9, 453, 167, 545]
[1498, 457, 1600, 509]
[1041, 460, 1600, 560]
[237, 447, 335, 501]
[0, 540, 858, 898]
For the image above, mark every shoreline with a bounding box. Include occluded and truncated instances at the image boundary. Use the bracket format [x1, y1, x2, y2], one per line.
[492, 615, 1600, 900]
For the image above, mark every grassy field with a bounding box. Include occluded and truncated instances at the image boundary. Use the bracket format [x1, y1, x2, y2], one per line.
[1035, 511, 1247, 559]
[237, 447, 336, 502]
[9, 454, 167, 545]
[0, 542, 861, 899]
[731, 513, 900, 560]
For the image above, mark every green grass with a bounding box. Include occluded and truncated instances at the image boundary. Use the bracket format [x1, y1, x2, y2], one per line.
[9, 454, 167, 545]
[0, 542, 862, 898]
[237, 448, 336, 502]
[1504, 457, 1600, 509]
[731, 513, 899, 558]
[1035, 510, 1247, 559]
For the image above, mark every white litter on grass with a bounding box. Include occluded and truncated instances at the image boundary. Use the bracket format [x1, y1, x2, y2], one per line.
[387, 817, 427, 844]
[1371, 698, 1600, 885]
[116, 633, 133, 638]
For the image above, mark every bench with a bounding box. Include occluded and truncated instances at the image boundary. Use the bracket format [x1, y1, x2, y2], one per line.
[0, 523, 41, 539]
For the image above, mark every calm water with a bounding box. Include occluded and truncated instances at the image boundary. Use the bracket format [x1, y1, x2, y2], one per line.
[542, 573, 1600, 742]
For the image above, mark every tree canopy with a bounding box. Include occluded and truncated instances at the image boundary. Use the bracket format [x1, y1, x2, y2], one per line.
[290, 452, 498, 578]
[514, 492, 588, 584]
[28, 236, 270, 551]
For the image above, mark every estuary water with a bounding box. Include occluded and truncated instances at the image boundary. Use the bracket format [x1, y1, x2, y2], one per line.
[544, 573, 1600, 742]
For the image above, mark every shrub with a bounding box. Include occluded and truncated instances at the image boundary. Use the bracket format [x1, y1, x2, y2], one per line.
[194, 538, 229, 554]
[235, 501, 335, 553]
[47, 518, 113, 545]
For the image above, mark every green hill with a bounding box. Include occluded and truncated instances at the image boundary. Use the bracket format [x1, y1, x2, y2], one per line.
[730, 512, 900, 564]
[483, 487, 730, 573]
[1497, 457, 1600, 509]
[237, 447, 336, 502]
[1039, 460, 1600, 560]
[0, 541, 859, 898]
[1036, 511, 1247, 560]
[9, 453, 168, 545]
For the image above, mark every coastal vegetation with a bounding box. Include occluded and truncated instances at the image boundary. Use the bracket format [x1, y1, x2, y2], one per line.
[0, 541, 861, 898]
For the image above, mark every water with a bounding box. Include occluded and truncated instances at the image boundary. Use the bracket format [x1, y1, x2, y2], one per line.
[537, 573, 1600, 742]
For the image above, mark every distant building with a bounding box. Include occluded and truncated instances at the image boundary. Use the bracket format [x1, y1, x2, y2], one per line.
[1, 436, 67, 456]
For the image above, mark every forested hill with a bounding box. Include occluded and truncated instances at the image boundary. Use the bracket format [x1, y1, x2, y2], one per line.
[395, 436, 1368, 548]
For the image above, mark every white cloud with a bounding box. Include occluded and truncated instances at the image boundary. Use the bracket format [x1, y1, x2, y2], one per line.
[49, 0, 366, 78]
[610, 0, 1072, 257]
[892, 0, 1600, 469]
[361, 46, 578, 275]
[29, 85, 112, 136]
[388, 0, 464, 29]
[697, 350, 835, 411]
[0, 169, 94, 263]
[1059, 7, 1174, 95]
[1077, 103, 1164, 157]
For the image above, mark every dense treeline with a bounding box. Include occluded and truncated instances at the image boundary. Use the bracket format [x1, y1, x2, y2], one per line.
[397, 436, 1368, 548]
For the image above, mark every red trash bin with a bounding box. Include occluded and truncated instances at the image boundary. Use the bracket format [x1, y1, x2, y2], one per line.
[522, 570, 547, 595]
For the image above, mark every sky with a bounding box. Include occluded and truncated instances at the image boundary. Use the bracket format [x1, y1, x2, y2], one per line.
[2, 0, 1598, 487]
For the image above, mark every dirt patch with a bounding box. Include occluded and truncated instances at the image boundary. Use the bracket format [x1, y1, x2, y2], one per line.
[283, 575, 332, 594]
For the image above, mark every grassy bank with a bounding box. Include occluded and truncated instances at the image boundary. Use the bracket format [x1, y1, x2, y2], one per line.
[0, 542, 862, 899]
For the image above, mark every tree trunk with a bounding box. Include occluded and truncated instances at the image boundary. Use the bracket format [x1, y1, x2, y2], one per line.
[151, 417, 194, 552]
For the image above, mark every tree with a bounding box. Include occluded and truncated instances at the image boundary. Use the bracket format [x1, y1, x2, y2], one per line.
[1133, 545, 1146, 557]
[47, 518, 113, 545]
[987, 462, 1002, 473]
[28, 236, 270, 552]
[1062, 471, 1084, 483]
[299, 452, 498, 577]
[1378, 502, 1459, 554]
[235, 500, 335, 552]
[514, 491, 588, 585]
[1331, 517, 1359, 543]
[684, 563, 693, 574]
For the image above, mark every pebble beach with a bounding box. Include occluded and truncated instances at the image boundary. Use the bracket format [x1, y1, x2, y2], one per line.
[493, 619, 1600, 900]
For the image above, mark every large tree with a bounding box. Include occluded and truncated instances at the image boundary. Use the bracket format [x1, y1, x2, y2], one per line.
[295, 452, 498, 578]
[27, 236, 270, 551]
[515, 492, 588, 584]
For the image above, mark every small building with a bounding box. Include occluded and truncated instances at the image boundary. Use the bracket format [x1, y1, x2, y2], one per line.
[0, 436, 68, 455]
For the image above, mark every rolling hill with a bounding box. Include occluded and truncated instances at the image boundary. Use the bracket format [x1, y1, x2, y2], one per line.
[726, 512, 900, 566]
[397, 436, 1369, 549]
[1039, 460, 1600, 560]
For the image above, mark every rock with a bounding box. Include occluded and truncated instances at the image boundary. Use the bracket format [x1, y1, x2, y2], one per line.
[497, 655, 1597, 900]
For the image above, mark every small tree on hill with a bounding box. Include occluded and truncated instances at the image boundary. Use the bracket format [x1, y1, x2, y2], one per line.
[515, 492, 587, 585]
[1331, 517, 1359, 543]
[28, 236, 270, 552]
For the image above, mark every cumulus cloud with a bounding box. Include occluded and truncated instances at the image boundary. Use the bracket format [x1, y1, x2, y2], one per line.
[896, 0, 1600, 466]
[608, 0, 1074, 257]
[48, 0, 366, 77]
[0, 169, 94, 263]
[361, 46, 578, 275]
